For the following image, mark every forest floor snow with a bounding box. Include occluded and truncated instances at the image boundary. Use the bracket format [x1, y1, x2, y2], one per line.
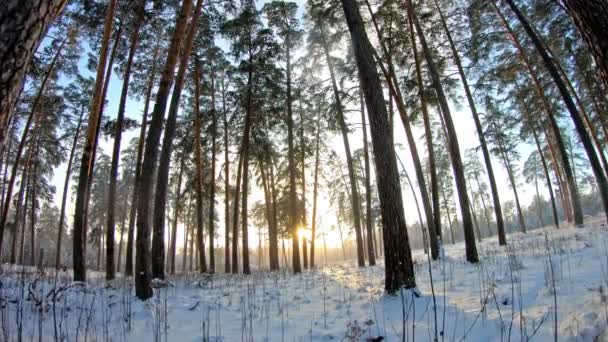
[2, 221, 608, 341]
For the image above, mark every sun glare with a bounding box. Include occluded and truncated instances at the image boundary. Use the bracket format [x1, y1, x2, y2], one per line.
[297, 227, 311, 241]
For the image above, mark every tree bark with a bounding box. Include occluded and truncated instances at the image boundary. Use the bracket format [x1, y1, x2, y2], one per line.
[106, 1, 146, 280]
[285, 33, 301, 274]
[208, 61, 217, 274]
[407, 0, 478, 263]
[407, 12, 442, 247]
[135, 0, 192, 299]
[169, 158, 184, 275]
[364, 0, 439, 259]
[193, 61, 208, 274]
[72, 0, 118, 282]
[151, 0, 202, 280]
[125, 40, 160, 277]
[310, 109, 321, 268]
[434, 0, 506, 245]
[222, 73, 231, 273]
[0, 0, 68, 148]
[560, 0, 608, 90]
[231, 151, 243, 274]
[55, 106, 84, 269]
[340, 0, 417, 292]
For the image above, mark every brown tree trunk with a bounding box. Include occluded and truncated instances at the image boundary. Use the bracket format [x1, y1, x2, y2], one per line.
[125, 40, 160, 277]
[269, 157, 280, 267]
[408, 0, 478, 262]
[299, 103, 308, 270]
[434, 0, 506, 245]
[182, 199, 192, 273]
[239, 56, 255, 275]
[55, 106, 84, 269]
[364, 0, 440, 258]
[221, 74, 231, 273]
[208, 62, 217, 274]
[498, 143, 526, 233]
[10, 149, 31, 264]
[504, 0, 608, 222]
[29, 153, 38, 266]
[231, 152, 243, 274]
[106, 1, 146, 280]
[152, 0, 202, 280]
[72, 0, 118, 282]
[560, 0, 608, 89]
[0, 0, 68, 148]
[193, 61, 208, 274]
[407, 12, 442, 248]
[310, 110, 321, 268]
[285, 35, 301, 274]
[169, 158, 185, 275]
[135, 0, 192, 299]
[360, 93, 376, 265]
[340, 0, 417, 292]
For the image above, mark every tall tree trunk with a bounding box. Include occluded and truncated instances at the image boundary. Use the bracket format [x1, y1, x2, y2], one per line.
[117, 186, 129, 273]
[10, 151, 30, 264]
[193, 61, 208, 274]
[299, 102, 308, 270]
[221, 73, 230, 273]
[169, 158, 184, 275]
[560, 0, 608, 89]
[340, 0, 417, 292]
[318, 24, 365, 267]
[231, 152, 243, 274]
[0, 34, 69, 257]
[473, 174, 493, 236]
[182, 198, 192, 273]
[269, 157, 280, 267]
[208, 62, 217, 274]
[310, 110, 321, 268]
[135, 0, 192, 299]
[0, 0, 68, 148]
[72, 0, 118, 282]
[84, 23, 123, 265]
[152, 0, 202, 280]
[106, 1, 146, 280]
[408, 0, 478, 262]
[555, 58, 608, 175]
[407, 13, 442, 247]
[55, 106, 84, 269]
[499, 144, 526, 233]
[125, 40, 160, 276]
[435, 0, 506, 245]
[363, 0, 439, 259]
[18, 164, 32, 265]
[240, 56, 255, 275]
[504, 0, 608, 222]
[29, 154, 38, 266]
[285, 34, 301, 274]
[360, 91, 376, 265]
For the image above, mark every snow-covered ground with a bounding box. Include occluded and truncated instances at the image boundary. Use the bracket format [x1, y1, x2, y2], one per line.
[2, 222, 608, 341]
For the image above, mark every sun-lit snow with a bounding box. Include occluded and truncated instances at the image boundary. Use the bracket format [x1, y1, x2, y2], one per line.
[2, 221, 608, 341]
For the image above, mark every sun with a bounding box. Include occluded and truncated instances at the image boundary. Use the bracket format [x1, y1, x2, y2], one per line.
[297, 226, 311, 241]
